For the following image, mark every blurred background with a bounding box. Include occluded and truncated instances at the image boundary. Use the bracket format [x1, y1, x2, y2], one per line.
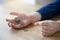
[0, 0, 54, 21]
[0, 0, 53, 5]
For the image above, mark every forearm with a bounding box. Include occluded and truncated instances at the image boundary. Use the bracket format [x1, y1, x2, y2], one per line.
[36, 0, 60, 20]
[27, 0, 60, 23]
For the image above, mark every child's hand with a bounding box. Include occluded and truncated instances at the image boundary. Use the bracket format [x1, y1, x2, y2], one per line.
[34, 20, 60, 36]
[6, 12, 32, 29]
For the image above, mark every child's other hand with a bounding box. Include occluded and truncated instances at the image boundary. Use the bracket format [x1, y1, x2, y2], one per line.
[6, 12, 32, 29]
[34, 20, 60, 36]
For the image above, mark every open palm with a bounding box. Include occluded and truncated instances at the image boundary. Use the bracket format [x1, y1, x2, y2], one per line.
[6, 12, 32, 29]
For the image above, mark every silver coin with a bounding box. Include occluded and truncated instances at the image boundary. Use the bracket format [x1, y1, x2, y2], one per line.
[23, 29, 28, 32]
[13, 17, 24, 25]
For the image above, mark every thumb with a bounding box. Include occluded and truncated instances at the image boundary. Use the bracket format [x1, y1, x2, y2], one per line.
[34, 21, 43, 26]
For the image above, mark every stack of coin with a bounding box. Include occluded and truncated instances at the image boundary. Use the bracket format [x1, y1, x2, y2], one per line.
[13, 17, 21, 25]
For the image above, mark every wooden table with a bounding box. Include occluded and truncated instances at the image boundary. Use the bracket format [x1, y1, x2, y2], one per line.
[0, 0, 60, 40]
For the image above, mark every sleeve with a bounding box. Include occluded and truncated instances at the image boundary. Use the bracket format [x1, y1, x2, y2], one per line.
[36, 0, 60, 20]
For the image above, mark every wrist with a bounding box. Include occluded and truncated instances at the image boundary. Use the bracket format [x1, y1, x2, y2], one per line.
[28, 12, 42, 23]
[56, 21, 60, 31]
[56, 21, 60, 26]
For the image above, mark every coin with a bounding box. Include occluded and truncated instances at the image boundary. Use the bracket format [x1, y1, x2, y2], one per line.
[13, 17, 24, 25]
[13, 17, 21, 25]
[23, 29, 28, 32]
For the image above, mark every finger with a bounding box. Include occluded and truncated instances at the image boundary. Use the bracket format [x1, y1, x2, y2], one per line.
[10, 12, 27, 19]
[10, 12, 20, 16]
[8, 23, 17, 28]
[10, 12, 25, 17]
[41, 30, 50, 35]
[34, 21, 43, 26]
[42, 32, 52, 37]
[8, 23, 13, 27]
[34, 22, 40, 26]
[41, 22, 49, 26]
[6, 19, 14, 23]
[41, 28, 52, 34]
[11, 24, 24, 28]
[42, 26, 48, 30]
